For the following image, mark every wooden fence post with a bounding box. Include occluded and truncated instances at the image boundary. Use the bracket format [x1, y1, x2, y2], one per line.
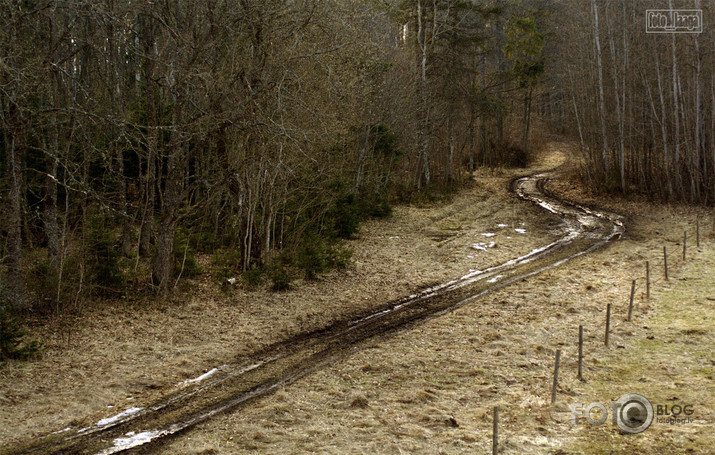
[605, 304, 611, 346]
[578, 325, 584, 381]
[492, 406, 499, 455]
[628, 280, 636, 321]
[696, 217, 700, 248]
[551, 350, 561, 404]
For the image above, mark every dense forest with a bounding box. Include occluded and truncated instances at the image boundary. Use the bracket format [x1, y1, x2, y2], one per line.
[1, 0, 713, 328]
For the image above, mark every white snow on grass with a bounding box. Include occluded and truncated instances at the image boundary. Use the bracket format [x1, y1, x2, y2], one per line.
[487, 275, 504, 283]
[97, 430, 160, 454]
[51, 427, 71, 435]
[497, 223, 508, 228]
[178, 368, 219, 386]
[514, 228, 527, 234]
[481, 232, 496, 237]
[96, 407, 143, 427]
[472, 241, 496, 252]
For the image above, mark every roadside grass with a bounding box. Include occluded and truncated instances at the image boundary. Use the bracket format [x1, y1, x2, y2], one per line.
[562, 245, 714, 454]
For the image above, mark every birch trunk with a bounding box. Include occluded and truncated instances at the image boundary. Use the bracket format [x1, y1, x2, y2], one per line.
[592, 0, 609, 174]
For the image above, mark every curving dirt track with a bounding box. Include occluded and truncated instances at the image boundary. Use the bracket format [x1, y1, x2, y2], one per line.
[6, 170, 624, 455]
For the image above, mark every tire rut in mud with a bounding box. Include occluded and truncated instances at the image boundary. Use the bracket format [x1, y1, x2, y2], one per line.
[7, 172, 624, 455]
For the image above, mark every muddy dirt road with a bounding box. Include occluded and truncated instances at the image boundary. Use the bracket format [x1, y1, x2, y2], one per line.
[8, 169, 625, 455]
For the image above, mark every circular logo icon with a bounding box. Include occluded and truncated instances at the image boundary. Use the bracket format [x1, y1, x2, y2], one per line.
[615, 393, 654, 434]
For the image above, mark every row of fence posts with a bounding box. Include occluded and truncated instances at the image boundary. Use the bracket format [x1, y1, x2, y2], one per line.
[492, 215, 709, 454]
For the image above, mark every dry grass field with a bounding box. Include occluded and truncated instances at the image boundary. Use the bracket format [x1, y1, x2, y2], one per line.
[1, 142, 712, 454]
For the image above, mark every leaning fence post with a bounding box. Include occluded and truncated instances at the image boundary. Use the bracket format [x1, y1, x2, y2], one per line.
[664, 246, 669, 280]
[646, 261, 650, 300]
[683, 231, 687, 261]
[628, 280, 636, 321]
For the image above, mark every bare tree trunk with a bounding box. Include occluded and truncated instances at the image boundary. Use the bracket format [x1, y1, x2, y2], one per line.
[670, 1, 681, 197]
[568, 67, 589, 183]
[5, 128, 25, 309]
[694, 0, 703, 201]
[606, 8, 625, 191]
[468, 82, 476, 177]
[520, 87, 533, 152]
[138, 8, 156, 257]
[354, 125, 370, 193]
[44, 133, 60, 270]
[44, 21, 61, 271]
[592, 0, 609, 174]
[152, 103, 185, 290]
[655, 56, 672, 198]
[414, 0, 431, 188]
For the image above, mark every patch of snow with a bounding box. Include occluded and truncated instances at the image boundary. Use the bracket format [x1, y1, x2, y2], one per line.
[472, 241, 496, 252]
[481, 232, 496, 237]
[102, 430, 159, 453]
[178, 368, 219, 386]
[51, 427, 71, 435]
[96, 407, 143, 427]
[487, 275, 504, 283]
[514, 228, 527, 234]
[497, 223, 508, 228]
[388, 236, 400, 239]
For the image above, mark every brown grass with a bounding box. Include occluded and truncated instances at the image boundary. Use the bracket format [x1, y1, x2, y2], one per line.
[0, 155, 557, 450]
[148, 141, 714, 454]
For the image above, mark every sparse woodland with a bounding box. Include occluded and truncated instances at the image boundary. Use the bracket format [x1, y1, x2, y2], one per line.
[0, 0, 713, 341]
[554, 0, 715, 202]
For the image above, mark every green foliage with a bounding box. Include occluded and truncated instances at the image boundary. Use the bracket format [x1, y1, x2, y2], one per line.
[0, 306, 41, 363]
[86, 214, 126, 295]
[361, 196, 392, 218]
[295, 234, 352, 281]
[211, 248, 242, 281]
[241, 267, 264, 289]
[295, 234, 329, 280]
[329, 193, 361, 239]
[174, 228, 202, 278]
[268, 254, 293, 291]
[370, 123, 399, 157]
[504, 16, 546, 88]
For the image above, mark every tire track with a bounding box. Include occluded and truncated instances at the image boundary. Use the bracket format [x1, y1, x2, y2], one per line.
[6, 171, 624, 455]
